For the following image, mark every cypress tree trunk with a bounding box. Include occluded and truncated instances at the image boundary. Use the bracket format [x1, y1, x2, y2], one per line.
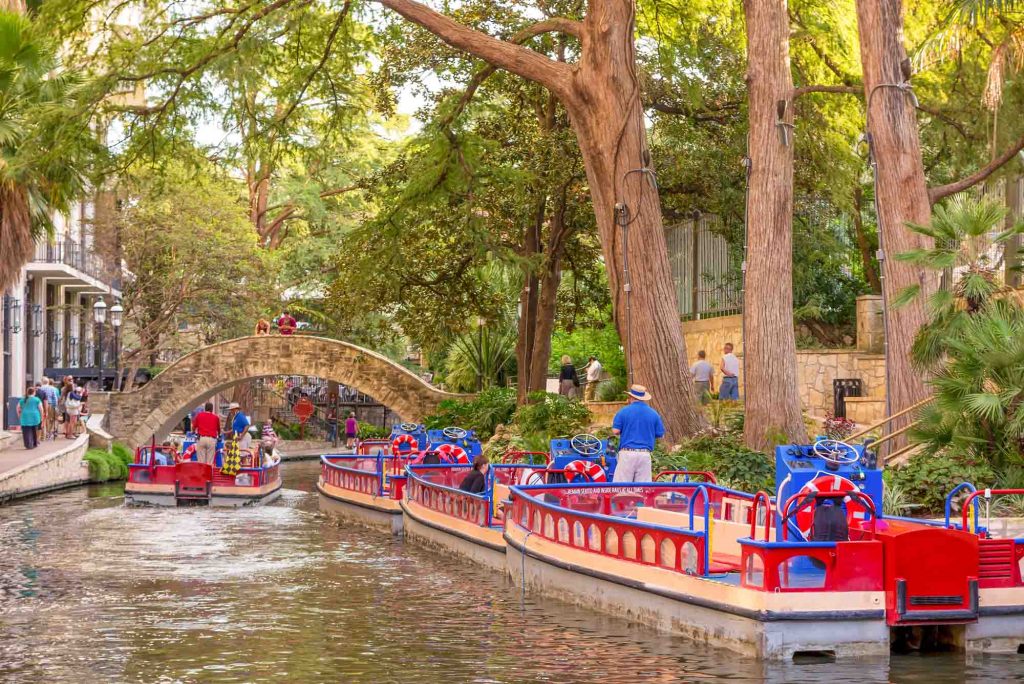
[855, 0, 934, 435]
[741, 0, 808, 450]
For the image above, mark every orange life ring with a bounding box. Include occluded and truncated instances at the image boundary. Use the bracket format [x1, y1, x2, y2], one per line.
[391, 433, 418, 456]
[436, 443, 470, 464]
[563, 459, 607, 483]
[794, 473, 865, 539]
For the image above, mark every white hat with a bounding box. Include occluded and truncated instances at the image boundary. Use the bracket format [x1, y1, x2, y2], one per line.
[627, 384, 652, 401]
[228, 402, 240, 409]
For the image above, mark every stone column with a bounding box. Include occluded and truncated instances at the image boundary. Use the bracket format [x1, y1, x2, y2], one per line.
[68, 292, 82, 368]
[52, 285, 67, 368]
[856, 295, 884, 354]
[8, 275, 27, 396]
[29, 276, 46, 381]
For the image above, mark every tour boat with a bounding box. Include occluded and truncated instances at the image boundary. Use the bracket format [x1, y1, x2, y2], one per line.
[124, 441, 282, 507]
[501, 438, 1024, 660]
[316, 425, 480, 534]
[398, 435, 614, 568]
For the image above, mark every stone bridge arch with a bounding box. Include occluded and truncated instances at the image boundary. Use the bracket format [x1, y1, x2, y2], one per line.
[106, 335, 464, 446]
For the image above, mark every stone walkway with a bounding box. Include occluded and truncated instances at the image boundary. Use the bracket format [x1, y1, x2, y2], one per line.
[0, 431, 83, 476]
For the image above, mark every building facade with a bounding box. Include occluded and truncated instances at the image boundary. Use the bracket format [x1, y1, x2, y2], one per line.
[1, 201, 123, 428]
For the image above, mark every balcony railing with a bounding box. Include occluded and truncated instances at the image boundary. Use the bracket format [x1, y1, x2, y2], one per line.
[33, 238, 121, 291]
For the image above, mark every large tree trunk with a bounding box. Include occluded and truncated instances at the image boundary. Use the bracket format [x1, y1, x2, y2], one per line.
[855, 0, 934, 435]
[377, 0, 707, 440]
[516, 198, 544, 403]
[561, 2, 704, 440]
[852, 186, 882, 293]
[742, 0, 807, 451]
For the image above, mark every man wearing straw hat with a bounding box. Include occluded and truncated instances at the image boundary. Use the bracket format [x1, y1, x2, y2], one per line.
[611, 384, 665, 482]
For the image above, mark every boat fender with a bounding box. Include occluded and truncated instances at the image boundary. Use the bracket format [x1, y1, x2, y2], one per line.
[563, 460, 607, 483]
[436, 443, 470, 464]
[392, 433, 418, 456]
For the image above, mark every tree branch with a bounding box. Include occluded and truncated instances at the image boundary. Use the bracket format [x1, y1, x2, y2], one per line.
[436, 17, 582, 127]
[928, 132, 1024, 203]
[374, 0, 573, 97]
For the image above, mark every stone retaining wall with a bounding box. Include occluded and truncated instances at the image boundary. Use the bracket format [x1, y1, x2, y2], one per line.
[0, 435, 90, 504]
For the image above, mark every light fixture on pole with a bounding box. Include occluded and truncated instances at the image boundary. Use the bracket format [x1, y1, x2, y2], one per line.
[110, 303, 123, 390]
[93, 298, 107, 387]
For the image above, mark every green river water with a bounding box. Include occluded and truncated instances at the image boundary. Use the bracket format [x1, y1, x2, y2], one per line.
[0, 460, 1022, 683]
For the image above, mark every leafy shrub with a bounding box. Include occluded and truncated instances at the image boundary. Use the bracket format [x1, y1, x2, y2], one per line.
[652, 435, 773, 493]
[889, 452, 997, 515]
[357, 421, 389, 439]
[272, 420, 303, 440]
[423, 387, 516, 440]
[512, 392, 591, 438]
[595, 377, 626, 402]
[111, 442, 134, 468]
[84, 448, 129, 482]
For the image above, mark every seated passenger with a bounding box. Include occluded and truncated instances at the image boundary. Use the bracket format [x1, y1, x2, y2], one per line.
[155, 443, 175, 466]
[459, 454, 490, 494]
[810, 495, 849, 542]
[421, 451, 441, 465]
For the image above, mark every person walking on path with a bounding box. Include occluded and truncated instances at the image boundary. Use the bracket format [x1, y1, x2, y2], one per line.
[326, 406, 338, 443]
[558, 355, 579, 398]
[277, 310, 297, 336]
[718, 343, 740, 401]
[583, 355, 603, 402]
[37, 377, 59, 439]
[192, 402, 221, 465]
[345, 412, 358, 449]
[611, 384, 665, 483]
[17, 386, 43, 450]
[690, 350, 715, 405]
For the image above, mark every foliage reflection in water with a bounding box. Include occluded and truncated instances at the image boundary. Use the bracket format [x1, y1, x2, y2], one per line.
[0, 461, 1021, 683]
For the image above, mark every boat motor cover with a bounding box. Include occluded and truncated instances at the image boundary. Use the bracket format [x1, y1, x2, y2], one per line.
[811, 498, 849, 542]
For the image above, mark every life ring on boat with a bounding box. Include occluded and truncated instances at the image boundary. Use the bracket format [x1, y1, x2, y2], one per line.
[177, 444, 196, 464]
[793, 473, 865, 539]
[436, 443, 470, 464]
[563, 459, 607, 483]
[391, 433, 418, 456]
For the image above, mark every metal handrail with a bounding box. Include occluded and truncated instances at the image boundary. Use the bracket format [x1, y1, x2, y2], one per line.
[846, 396, 933, 443]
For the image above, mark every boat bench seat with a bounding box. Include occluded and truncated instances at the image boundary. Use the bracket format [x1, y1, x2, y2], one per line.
[708, 553, 741, 574]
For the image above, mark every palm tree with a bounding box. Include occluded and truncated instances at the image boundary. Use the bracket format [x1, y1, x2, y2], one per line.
[894, 193, 1021, 369]
[0, 11, 94, 292]
[921, 0, 1024, 109]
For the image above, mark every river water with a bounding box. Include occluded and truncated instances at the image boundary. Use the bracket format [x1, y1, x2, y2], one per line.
[0, 460, 1021, 683]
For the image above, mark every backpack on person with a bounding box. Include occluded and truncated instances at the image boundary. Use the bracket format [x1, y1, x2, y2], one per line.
[65, 395, 82, 412]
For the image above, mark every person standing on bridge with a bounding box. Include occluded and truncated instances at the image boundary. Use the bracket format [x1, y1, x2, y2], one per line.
[192, 402, 221, 465]
[277, 310, 297, 336]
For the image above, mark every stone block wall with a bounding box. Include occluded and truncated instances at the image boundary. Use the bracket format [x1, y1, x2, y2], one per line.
[681, 314, 743, 386]
[0, 434, 90, 503]
[856, 295, 884, 354]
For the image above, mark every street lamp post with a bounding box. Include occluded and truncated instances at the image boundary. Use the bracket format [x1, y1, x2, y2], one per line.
[93, 299, 107, 389]
[110, 303, 123, 390]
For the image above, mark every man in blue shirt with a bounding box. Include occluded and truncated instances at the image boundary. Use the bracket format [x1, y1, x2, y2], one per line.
[229, 402, 252, 451]
[611, 384, 665, 482]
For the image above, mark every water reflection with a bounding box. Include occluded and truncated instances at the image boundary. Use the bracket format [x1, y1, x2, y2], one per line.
[0, 461, 1020, 682]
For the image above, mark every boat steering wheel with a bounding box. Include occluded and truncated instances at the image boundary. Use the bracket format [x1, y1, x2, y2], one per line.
[813, 439, 859, 467]
[570, 433, 602, 456]
[443, 426, 468, 440]
[399, 422, 419, 432]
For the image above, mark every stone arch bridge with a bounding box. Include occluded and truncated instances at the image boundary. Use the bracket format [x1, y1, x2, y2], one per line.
[105, 335, 464, 446]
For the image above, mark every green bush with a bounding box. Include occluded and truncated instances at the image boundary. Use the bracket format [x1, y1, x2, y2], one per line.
[357, 421, 389, 439]
[549, 326, 626, 382]
[889, 452, 997, 515]
[512, 392, 591, 438]
[84, 447, 129, 482]
[423, 387, 517, 440]
[651, 435, 774, 493]
[111, 442, 133, 468]
[272, 420, 303, 440]
[595, 378, 626, 402]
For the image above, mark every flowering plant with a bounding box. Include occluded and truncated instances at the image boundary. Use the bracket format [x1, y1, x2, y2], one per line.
[822, 412, 856, 440]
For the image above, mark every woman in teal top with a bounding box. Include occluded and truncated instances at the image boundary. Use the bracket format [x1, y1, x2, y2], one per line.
[17, 386, 43, 450]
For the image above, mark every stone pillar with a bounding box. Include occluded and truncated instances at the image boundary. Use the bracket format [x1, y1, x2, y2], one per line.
[52, 284, 66, 367]
[856, 295, 884, 354]
[29, 277, 45, 381]
[8, 275, 27, 396]
[68, 292, 82, 368]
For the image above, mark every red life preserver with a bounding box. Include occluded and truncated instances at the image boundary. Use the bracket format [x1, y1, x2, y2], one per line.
[391, 434, 418, 456]
[178, 444, 196, 463]
[563, 459, 607, 483]
[436, 443, 470, 464]
[794, 473, 865, 539]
